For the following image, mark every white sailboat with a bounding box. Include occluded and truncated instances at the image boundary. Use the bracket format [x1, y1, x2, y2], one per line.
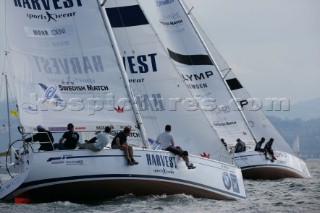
[140, 0, 310, 179]
[0, 74, 32, 199]
[292, 135, 301, 158]
[168, 0, 311, 179]
[0, 0, 246, 202]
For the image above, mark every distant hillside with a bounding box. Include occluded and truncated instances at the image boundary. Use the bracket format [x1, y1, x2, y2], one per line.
[268, 116, 320, 159]
[265, 97, 320, 120]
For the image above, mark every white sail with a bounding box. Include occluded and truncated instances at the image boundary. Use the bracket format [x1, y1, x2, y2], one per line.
[5, 0, 143, 145]
[104, 0, 231, 159]
[292, 135, 301, 157]
[138, 0, 256, 150]
[178, 1, 310, 179]
[181, 3, 296, 155]
[0, 0, 247, 202]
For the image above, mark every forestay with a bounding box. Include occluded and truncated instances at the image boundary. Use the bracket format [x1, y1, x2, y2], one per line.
[5, 0, 143, 146]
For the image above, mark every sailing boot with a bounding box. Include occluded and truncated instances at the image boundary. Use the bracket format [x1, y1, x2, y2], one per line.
[186, 162, 196, 169]
[131, 158, 139, 165]
[127, 159, 134, 166]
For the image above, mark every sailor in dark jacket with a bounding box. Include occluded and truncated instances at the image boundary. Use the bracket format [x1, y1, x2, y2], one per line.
[264, 138, 277, 162]
[255, 137, 265, 152]
[234, 138, 246, 153]
[25, 125, 54, 151]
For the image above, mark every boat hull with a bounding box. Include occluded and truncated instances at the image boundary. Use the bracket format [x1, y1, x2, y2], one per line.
[4, 149, 246, 202]
[234, 151, 310, 179]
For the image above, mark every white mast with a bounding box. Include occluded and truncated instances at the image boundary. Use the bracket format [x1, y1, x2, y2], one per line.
[97, 0, 150, 148]
[178, 0, 257, 142]
[4, 73, 11, 144]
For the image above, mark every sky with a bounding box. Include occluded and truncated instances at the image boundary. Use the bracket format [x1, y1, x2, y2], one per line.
[1, 0, 320, 105]
[181, 0, 320, 104]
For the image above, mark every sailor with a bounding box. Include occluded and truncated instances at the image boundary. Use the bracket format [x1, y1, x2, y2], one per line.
[78, 126, 111, 151]
[155, 125, 195, 169]
[234, 138, 246, 153]
[111, 126, 138, 166]
[264, 138, 277, 162]
[54, 123, 79, 150]
[24, 125, 54, 151]
[254, 137, 266, 152]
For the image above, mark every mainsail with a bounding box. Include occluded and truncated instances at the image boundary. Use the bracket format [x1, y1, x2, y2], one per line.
[5, 0, 144, 146]
[139, 0, 256, 149]
[104, 0, 229, 159]
[181, 2, 296, 155]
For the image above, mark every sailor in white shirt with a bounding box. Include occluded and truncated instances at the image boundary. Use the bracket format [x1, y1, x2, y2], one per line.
[156, 125, 195, 169]
[79, 126, 111, 151]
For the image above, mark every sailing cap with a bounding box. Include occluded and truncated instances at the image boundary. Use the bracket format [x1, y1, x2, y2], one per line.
[236, 138, 241, 142]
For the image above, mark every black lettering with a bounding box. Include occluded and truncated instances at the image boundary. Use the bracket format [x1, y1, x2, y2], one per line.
[127, 56, 137, 74]
[155, 155, 161, 166]
[22, 0, 32, 9]
[239, 100, 248, 108]
[159, 155, 165, 166]
[186, 74, 192, 81]
[75, 0, 82, 6]
[148, 53, 157, 71]
[164, 156, 169, 167]
[205, 71, 213, 78]
[137, 55, 148, 73]
[146, 154, 151, 165]
[194, 73, 204, 81]
[41, 0, 50, 10]
[14, 0, 22, 7]
[30, 0, 41, 10]
[52, 0, 62, 9]
[151, 155, 157, 165]
[63, 0, 73, 8]
[122, 57, 127, 70]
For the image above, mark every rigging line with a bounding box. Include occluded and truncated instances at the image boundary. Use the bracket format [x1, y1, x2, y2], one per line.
[221, 68, 232, 80]
[187, 6, 194, 15]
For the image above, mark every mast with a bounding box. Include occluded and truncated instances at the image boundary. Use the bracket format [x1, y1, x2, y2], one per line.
[178, 0, 257, 142]
[96, 0, 150, 148]
[4, 73, 12, 144]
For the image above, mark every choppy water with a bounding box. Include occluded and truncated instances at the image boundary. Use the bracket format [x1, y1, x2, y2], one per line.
[1, 159, 319, 213]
